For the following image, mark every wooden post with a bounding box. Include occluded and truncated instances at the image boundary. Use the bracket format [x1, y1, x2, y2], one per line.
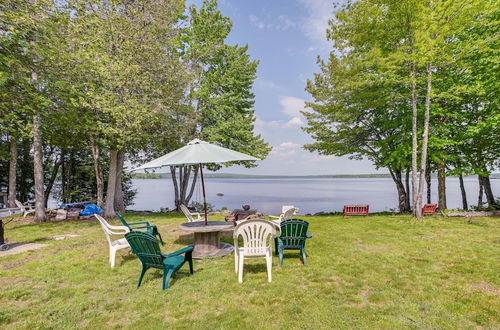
[199, 164, 208, 225]
[0, 220, 4, 245]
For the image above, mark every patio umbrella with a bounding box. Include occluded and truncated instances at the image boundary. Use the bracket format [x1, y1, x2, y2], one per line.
[133, 139, 260, 225]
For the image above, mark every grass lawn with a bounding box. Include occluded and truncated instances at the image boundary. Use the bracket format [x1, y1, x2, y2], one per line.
[1, 213, 499, 329]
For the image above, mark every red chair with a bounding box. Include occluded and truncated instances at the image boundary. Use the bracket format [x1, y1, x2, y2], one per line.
[422, 203, 438, 216]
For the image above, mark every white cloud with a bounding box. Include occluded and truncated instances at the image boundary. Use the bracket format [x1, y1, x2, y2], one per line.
[249, 14, 296, 31]
[255, 78, 285, 90]
[297, 0, 334, 47]
[279, 96, 306, 117]
[270, 142, 302, 158]
[284, 116, 304, 128]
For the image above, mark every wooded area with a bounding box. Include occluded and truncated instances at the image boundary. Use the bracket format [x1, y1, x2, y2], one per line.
[304, 0, 499, 217]
[0, 0, 270, 222]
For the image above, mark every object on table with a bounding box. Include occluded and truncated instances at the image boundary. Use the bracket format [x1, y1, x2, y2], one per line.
[268, 207, 297, 224]
[275, 218, 312, 266]
[125, 231, 194, 290]
[343, 204, 369, 217]
[95, 214, 130, 268]
[233, 219, 276, 283]
[225, 209, 263, 222]
[117, 212, 164, 245]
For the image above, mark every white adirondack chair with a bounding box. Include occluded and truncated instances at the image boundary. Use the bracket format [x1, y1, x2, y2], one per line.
[233, 219, 276, 283]
[15, 200, 35, 218]
[95, 214, 130, 268]
[268, 206, 297, 225]
[180, 204, 202, 222]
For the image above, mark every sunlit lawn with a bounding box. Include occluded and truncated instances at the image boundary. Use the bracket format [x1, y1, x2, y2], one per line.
[0, 213, 499, 329]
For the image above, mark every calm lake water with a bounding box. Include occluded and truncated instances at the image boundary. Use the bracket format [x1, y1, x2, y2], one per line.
[129, 177, 499, 214]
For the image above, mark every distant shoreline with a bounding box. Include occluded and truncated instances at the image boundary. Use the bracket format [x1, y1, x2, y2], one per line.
[132, 173, 500, 180]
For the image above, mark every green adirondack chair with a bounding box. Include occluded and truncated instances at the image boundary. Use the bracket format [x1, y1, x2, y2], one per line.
[117, 212, 164, 245]
[275, 219, 312, 266]
[125, 232, 194, 290]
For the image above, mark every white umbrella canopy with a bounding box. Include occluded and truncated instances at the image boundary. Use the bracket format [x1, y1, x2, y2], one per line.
[133, 139, 260, 224]
[134, 139, 259, 169]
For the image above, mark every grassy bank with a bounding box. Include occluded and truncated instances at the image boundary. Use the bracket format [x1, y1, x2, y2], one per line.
[1, 213, 499, 328]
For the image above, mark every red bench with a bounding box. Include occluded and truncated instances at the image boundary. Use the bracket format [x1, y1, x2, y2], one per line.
[343, 205, 369, 217]
[422, 203, 438, 216]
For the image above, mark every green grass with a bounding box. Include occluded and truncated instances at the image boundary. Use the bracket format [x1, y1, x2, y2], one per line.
[1, 213, 499, 329]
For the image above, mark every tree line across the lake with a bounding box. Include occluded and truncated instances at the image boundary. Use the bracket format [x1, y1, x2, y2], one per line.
[0, 0, 270, 222]
[303, 0, 499, 216]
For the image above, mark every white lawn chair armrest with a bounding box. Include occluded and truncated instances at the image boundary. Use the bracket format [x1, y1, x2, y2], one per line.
[107, 224, 130, 235]
[191, 212, 201, 219]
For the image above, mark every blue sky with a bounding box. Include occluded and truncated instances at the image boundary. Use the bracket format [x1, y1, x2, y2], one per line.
[191, 0, 380, 175]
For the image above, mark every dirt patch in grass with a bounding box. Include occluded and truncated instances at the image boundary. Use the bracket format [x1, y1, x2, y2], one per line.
[0, 242, 48, 257]
[468, 282, 500, 296]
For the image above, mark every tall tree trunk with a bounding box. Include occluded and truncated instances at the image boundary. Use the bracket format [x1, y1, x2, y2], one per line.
[477, 175, 483, 210]
[7, 139, 17, 208]
[410, 67, 419, 216]
[114, 150, 125, 212]
[43, 155, 61, 208]
[480, 175, 497, 208]
[415, 63, 433, 218]
[104, 150, 119, 217]
[405, 168, 411, 210]
[33, 108, 46, 222]
[389, 168, 409, 213]
[437, 160, 447, 210]
[171, 166, 180, 209]
[186, 165, 199, 204]
[91, 140, 104, 208]
[425, 165, 431, 204]
[61, 151, 68, 203]
[459, 173, 468, 210]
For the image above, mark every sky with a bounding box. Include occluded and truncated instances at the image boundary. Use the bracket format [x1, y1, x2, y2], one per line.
[189, 0, 381, 175]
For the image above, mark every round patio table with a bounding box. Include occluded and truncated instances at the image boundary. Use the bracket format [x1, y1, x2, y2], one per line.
[179, 221, 234, 259]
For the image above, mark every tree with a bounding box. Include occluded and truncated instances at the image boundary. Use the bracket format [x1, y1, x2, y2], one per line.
[164, 0, 270, 210]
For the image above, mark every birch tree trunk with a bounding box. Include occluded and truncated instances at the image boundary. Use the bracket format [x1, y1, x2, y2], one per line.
[477, 175, 483, 210]
[405, 169, 411, 210]
[425, 166, 431, 204]
[7, 139, 17, 208]
[114, 150, 125, 212]
[410, 67, 419, 216]
[415, 63, 433, 218]
[437, 160, 447, 210]
[91, 140, 104, 208]
[104, 149, 119, 217]
[459, 173, 468, 210]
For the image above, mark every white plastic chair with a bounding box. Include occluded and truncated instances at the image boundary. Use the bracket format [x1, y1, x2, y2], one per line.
[282, 205, 299, 215]
[233, 219, 276, 283]
[180, 204, 202, 222]
[15, 200, 35, 218]
[95, 214, 130, 268]
[268, 207, 297, 225]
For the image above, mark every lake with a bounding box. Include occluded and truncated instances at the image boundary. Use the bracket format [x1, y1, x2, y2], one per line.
[129, 177, 499, 214]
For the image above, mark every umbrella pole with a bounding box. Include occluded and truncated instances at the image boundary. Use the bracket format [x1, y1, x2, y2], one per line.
[199, 164, 208, 225]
